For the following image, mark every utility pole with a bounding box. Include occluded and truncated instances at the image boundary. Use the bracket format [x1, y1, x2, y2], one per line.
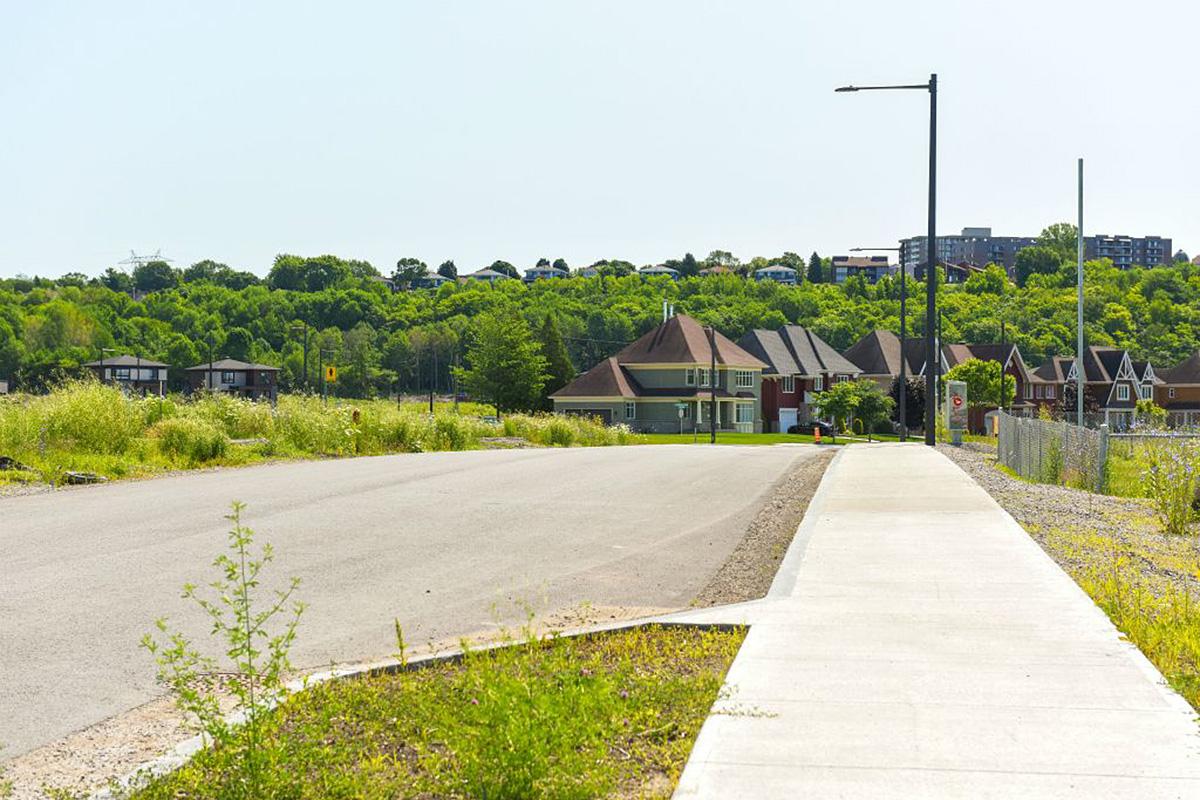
[1076, 158, 1085, 428]
[429, 346, 437, 414]
[708, 326, 717, 444]
[453, 350, 460, 412]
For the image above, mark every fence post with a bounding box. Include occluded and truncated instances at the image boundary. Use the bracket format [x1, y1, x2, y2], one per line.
[1097, 424, 1109, 493]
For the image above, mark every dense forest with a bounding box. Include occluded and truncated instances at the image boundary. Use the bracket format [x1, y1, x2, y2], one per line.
[1, 234, 1197, 402]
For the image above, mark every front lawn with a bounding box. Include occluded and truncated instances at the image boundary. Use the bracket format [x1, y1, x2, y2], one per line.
[132, 625, 745, 800]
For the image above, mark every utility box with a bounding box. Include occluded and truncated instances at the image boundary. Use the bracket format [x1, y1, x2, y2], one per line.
[946, 380, 968, 446]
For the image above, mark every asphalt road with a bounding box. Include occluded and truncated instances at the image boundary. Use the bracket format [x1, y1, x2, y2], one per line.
[0, 444, 808, 756]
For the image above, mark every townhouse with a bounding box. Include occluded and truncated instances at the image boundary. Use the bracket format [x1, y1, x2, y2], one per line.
[738, 326, 860, 432]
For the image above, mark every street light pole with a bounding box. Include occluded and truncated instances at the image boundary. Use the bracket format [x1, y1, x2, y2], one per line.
[836, 73, 938, 445]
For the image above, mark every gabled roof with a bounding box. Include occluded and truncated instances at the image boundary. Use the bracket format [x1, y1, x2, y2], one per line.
[843, 330, 903, 377]
[942, 343, 1032, 383]
[1165, 351, 1200, 384]
[549, 357, 640, 398]
[185, 359, 279, 372]
[639, 265, 680, 275]
[740, 326, 860, 377]
[614, 314, 765, 368]
[466, 268, 511, 279]
[1033, 356, 1074, 383]
[83, 354, 169, 368]
[699, 265, 733, 275]
[1131, 360, 1163, 385]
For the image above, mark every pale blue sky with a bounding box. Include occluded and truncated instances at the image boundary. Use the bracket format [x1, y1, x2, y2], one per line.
[2, 1, 1196, 278]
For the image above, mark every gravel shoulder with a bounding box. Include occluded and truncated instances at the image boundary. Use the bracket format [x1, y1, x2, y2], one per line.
[692, 448, 835, 606]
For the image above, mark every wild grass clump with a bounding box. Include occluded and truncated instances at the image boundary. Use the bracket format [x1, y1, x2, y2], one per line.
[502, 414, 635, 447]
[151, 417, 230, 464]
[1144, 438, 1200, 536]
[188, 393, 274, 439]
[40, 380, 145, 454]
[132, 624, 743, 800]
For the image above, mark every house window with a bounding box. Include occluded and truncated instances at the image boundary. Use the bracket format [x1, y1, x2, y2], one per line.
[624, 402, 636, 419]
[685, 368, 695, 386]
[1035, 385, 1043, 399]
[1046, 385, 1056, 399]
[781, 375, 795, 393]
[1117, 384, 1130, 402]
[1169, 388, 1176, 399]
[1141, 383, 1152, 400]
[1023, 384, 1033, 400]
[813, 376, 824, 391]
[221, 371, 236, 385]
[114, 367, 130, 380]
[735, 370, 753, 389]
[697, 368, 709, 387]
[736, 404, 753, 424]
[836, 375, 850, 384]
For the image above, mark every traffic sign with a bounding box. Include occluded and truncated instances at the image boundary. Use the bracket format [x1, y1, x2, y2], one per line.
[325, 365, 338, 383]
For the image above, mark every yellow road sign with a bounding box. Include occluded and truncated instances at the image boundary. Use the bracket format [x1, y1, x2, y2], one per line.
[325, 365, 338, 382]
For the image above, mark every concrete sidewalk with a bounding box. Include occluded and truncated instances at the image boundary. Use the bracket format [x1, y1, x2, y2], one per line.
[667, 443, 1200, 798]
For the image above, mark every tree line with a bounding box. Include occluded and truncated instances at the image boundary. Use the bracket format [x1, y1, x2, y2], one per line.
[2, 229, 1197, 411]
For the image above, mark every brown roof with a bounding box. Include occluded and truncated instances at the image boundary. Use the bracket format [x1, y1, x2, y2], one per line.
[1165, 351, 1200, 384]
[1033, 356, 1074, 383]
[843, 330, 902, 376]
[549, 357, 640, 398]
[614, 314, 765, 368]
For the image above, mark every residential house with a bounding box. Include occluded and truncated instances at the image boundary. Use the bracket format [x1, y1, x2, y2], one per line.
[523, 265, 569, 282]
[83, 354, 168, 396]
[842, 330, 929, 392]
[738, 326, 861, 432]
[698, 265, 733, 277]
[463, 268, 511, 285]
[753, 265, 798, 286]
[412, 271, 451, 289]
[1042, 347, 1144, 429]
[1031, 356, 1073, 413]
[638, 265, 680, 280]
[831, 256, 892, 284]
[186, 359, 279, 401]
[1156, 351, 1200, 427]
[551, 314, 765, 433]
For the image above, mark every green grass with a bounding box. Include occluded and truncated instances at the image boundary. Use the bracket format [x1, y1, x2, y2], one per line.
[0, 382, 640, 483]
[131, 625, 745, 800]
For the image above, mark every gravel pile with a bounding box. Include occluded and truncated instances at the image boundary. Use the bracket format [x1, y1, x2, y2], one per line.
[692, 449, 835, 607]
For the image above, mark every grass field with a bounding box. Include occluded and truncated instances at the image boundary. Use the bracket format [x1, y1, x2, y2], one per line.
[132, 625, 745, 800]
[0, 382, 637, 485]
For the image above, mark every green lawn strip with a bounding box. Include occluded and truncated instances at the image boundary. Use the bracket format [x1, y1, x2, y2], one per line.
[132, 625, 745, 800]
[638, 432, 842, 446]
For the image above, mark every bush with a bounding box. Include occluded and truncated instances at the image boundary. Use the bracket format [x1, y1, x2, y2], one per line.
[152, 417, 230, 463]
[43, 380, 145, 454]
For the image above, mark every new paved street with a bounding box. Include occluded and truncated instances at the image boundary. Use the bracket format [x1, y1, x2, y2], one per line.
[0, 444, 807, 756]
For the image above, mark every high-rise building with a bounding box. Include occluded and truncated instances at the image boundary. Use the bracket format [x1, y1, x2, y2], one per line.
[900, 227, 1173, 273]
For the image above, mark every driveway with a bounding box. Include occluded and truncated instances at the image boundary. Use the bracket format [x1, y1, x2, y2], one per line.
[0, 444, 809, 756]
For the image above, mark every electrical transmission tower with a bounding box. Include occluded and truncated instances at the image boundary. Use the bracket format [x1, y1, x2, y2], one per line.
[117, 249, 173, 270]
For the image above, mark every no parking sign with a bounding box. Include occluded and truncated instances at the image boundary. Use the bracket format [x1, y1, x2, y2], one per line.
[946, 380, 968, 432]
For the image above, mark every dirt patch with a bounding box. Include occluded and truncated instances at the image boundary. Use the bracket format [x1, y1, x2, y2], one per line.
[692, 448, 835, 606]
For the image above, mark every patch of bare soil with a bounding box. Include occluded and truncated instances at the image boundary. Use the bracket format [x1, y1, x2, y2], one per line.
[692, 449, 835, 606]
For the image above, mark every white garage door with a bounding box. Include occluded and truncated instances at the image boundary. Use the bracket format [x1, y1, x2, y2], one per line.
[778, 407, 798, 434]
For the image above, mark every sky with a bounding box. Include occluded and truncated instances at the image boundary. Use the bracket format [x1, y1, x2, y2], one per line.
[1, 1, 1197, 279]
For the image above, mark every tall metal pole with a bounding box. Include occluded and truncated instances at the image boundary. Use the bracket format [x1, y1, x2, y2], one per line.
[1076, 157, 1085, 428]
[924, 73, 938, 446]
[899, 248, 908, 441]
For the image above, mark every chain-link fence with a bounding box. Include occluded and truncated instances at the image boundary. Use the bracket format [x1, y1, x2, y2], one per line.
[996, 412, 1108, 492]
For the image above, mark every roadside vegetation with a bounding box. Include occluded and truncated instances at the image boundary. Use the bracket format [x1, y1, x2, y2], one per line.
[134, 503, 743, 800]
[0, 381, 639, 485]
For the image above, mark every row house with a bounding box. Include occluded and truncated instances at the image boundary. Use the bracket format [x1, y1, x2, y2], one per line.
[1028, 347, 1154, 430]
[738, 326, 861, 432]
[1155, 351, 1200, 427]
